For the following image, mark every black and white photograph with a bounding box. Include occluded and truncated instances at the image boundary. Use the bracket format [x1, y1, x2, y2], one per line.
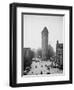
[22, 14, 63, 76]
[10, 3, 72, 87]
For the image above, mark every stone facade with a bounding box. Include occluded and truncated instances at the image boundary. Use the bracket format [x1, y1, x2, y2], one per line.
[42, 27, 48, 60]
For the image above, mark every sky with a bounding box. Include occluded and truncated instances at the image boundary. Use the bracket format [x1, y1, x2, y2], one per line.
[23, 14, 64, 52]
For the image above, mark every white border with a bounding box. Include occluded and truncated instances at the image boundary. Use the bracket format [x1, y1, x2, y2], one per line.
[17, 7, 69, 83]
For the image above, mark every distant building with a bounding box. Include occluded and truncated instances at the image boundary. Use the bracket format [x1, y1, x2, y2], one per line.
[56, 40, 63, 68]
[42, 27, 48, 60]
[23, 48, 31, 58]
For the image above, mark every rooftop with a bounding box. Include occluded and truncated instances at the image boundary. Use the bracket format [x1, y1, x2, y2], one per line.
[42, 26, 48, 33]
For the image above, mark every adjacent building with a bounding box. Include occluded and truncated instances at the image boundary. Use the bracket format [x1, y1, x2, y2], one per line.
[56, 40, 63, 68]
